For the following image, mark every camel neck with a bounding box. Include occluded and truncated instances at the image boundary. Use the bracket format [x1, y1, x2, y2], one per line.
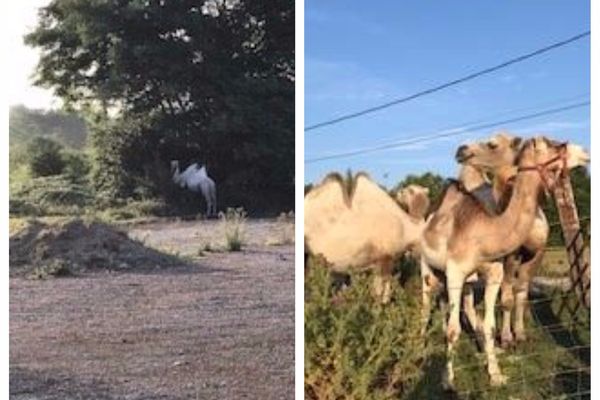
[458, 165, 487, 192]
[489, 169, 542, 252]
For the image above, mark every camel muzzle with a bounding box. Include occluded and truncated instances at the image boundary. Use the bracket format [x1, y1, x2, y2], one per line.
[455, 145, 474, 163]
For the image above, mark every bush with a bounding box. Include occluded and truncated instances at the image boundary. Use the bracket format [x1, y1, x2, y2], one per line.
[220, 207, 247, 251]
[98, 199, 167, 221]
[25, 137, 66, 177]
[305, 259, 433, 399]
[62, 150, 91, 181]
[9, 175, 94, 216]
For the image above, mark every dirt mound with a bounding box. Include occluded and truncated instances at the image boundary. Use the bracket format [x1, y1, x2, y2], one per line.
[9, 219, 181, 277]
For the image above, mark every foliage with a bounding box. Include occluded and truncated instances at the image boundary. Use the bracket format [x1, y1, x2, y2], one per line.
[10, 175, 94, 216]
[25, 0, 294, 213]
[25, 137, 66, 177]
[305, 258, 432, 399]
[30, 259, 73, 280]
[266, 210, 295, 245]
[220, 207, 247, 251]
[9, 105, 88, 149]
[543, 167, 591, 246]
[97, 199, 167, 222]
[61, 149, 92, 181]
[305, 255, 590, 399]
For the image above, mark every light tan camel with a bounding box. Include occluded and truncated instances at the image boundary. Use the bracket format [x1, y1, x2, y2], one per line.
[304, 173, 426, 302]
[419, 136, 581, 387]
[456, 133, 590, 347]
[396, 184, 431, 218]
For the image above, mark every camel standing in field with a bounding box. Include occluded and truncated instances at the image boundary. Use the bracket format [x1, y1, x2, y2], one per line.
[456, 133, 589, 347]
[304, 173, 428, 303]
[419, 137, 584, 387]
[171, 160, 218, 216]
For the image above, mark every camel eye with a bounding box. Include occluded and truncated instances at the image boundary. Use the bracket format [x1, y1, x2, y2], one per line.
[487, 142, 498, 150]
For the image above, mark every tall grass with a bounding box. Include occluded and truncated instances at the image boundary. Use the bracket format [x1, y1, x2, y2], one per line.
[219, 207, 247, 251]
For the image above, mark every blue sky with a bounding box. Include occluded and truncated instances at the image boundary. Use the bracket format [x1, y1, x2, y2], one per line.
[305, 1, 590, 186]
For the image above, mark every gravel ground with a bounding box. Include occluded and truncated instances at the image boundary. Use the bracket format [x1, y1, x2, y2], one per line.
[10, 219, 295, 400]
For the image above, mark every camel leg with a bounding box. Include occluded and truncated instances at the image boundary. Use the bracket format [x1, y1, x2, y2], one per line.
[500, 254, 519, 348]
[420, 257, 440, 334]
[481, 261, 507, 386]
[212, 189, 217, 216]
[463, 283, 483, 349]
[443, 264, 465, 389]
[373, 256, 393, 304]
[514, 249, 544, 342]
[463, 272, 482, 331]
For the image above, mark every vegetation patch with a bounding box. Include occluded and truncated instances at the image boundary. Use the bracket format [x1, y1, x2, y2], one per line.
[220, 207, 248, 251]
[305, 258, 433, 399]
[305, 256, 590, 399]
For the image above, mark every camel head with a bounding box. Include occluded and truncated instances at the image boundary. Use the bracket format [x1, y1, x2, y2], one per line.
[170, 160, 180, 173]
[516, 136, 589, 191]
[455, 132, 522, 171]
[396, 184, 430, 219]
[565, 143, 590, 169]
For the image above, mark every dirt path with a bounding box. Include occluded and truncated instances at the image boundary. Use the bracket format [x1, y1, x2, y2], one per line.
[10, 219, 294, 399]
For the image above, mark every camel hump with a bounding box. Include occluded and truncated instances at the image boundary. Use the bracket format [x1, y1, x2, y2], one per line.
[320, 171, 371, 207]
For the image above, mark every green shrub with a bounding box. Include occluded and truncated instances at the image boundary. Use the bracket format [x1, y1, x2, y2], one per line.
[220, 207, 247, 251]
[25, 137, 66, 177]
[61, 150, 91, 181]
[9, 175, 94, 216]
[29, 259, 73, 279]
[305, 259, 433, 399]
[98, 199, 167, 221]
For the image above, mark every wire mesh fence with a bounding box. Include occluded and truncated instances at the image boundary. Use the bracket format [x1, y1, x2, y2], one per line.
[304, 219, 591, 399]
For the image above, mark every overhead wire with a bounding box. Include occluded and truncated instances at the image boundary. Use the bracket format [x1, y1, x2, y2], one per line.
[305, 31, 590, 132]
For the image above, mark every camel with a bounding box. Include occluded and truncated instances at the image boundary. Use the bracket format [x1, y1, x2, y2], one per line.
[304, 172, 427, 303]
[456, 133, 590, 347]
[171, 160, 217, 217]
[396, 184, 430, 218]
[419, 136, 584, 387]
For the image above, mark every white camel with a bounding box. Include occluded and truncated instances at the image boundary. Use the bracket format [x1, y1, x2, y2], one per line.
[171, 160, 217, 217]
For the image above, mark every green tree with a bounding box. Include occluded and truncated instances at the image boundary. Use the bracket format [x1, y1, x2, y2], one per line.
[26, 0, 294, 212]
[26, 137, 66, 177]
[9, 105, 88, 149]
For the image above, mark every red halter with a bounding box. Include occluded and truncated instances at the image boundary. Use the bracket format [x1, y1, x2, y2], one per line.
[517, 143, 568, 191]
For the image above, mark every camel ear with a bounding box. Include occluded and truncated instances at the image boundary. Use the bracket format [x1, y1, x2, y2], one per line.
[511, 137, 522, 149]
[424, 187, 430, 195]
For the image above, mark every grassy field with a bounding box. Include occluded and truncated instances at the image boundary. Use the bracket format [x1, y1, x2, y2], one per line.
[305, 256, 590, 400]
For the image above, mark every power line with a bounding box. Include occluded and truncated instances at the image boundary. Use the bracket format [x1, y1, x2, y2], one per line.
[305, 31, 590, 132]
[305, 100, 589, 164]
[353, 91, 590, 148]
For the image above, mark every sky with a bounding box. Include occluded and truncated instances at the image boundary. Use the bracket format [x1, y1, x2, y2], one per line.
[305, 1, 590, 185]
[7, 0, 58, 110]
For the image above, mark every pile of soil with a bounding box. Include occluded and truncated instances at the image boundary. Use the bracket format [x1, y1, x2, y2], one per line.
[9, 219, 181, 277]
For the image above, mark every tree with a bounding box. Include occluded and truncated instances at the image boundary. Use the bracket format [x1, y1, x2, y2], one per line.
[26, 0, 294, 212]
[9, 105, 88, 149]
[26, 137, 66, 177]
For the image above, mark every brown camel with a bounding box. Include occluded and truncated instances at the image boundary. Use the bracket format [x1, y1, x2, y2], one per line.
[304, 172, 427, 303]
[456, 132, 589, 347]
[419, 136, 583, 387]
